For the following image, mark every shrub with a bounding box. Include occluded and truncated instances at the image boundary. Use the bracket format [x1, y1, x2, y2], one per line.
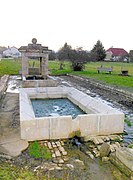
[124, 117, 132, 127]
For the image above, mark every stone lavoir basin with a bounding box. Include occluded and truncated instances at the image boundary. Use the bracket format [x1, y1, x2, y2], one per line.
[19, 86, 124, 141]
[31, 98, 86, 119]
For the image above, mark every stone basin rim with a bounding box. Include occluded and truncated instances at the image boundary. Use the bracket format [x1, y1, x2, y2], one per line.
[19, 86, 124, 140]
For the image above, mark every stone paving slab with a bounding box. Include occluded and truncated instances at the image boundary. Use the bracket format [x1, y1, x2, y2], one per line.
[0, 139, 28, 157]
[0, 75, 9, 99]
[0, 130, 20, 144]
[116, 147, 133, 171]
[0, 131, 28, 157]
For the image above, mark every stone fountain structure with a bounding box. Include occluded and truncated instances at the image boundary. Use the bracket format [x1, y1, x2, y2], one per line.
[19, 38, 58, 87]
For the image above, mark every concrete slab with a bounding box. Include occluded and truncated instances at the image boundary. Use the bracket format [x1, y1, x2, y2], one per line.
[116, 147, 133, 171]
[1, 139, 28, 157]
[0, 132, 28, 157]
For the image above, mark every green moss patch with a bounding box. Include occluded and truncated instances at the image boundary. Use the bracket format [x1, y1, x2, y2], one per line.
[29, 141, 51, 160]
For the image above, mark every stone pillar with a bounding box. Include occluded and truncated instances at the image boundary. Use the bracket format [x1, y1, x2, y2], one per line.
[44, 54, 49, 77]
[40, 57, 42, 75]
[42, 54, 49, 79]
[21, 53, 28, 79]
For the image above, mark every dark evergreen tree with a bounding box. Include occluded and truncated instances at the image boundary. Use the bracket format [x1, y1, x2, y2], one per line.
[49, 50, 56, 60]
[57, 43, 72, 69]
[129, 50, 133, 62]
[57, 43, 72, 61]
[91, 40, 106, 61]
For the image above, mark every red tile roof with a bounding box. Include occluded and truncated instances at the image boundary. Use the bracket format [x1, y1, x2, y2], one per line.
[106, 48, 128, 56]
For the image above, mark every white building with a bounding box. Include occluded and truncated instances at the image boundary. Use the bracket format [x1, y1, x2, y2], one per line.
[3, 47, 21, 58]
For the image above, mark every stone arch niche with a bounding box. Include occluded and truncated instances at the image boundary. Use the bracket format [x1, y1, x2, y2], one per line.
[19, 38, 58, 87]
[19, 38, 51, 80]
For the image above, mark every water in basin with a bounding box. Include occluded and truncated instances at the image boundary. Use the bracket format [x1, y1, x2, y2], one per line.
[31, 98, 86, 119]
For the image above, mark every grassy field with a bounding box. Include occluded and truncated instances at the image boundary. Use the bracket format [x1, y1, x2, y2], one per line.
[0, 59, 21, 75]
[0, 59, 133, 90]
[49, 60, 133, 90]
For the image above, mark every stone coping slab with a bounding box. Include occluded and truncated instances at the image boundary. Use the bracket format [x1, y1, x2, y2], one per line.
[19, 86, 124, 141]
[0, 75, 9, 99]
[116, 147, 133, 171]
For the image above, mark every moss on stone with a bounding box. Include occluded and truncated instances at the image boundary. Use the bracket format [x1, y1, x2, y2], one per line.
[110, 153, 132, 178]
[69, 130, 81, 138]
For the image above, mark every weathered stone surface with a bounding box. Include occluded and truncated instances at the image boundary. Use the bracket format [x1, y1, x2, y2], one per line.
[60, 141, 64, 146]
[110, 145, 115, 153]
[112, 170, 123, 180]
[102, 157, 109, 162]
[63, 156, 69, 162]
[86, 144, 93, 149]
[110, 153, 133, 178]
[58, 146, 65, 152]
[109, 135, 121, 141]
[58, 158, 64, 164]
[44, 142, 47, 146]
[75, 159, 84, 166]
[105, 137, 110, 141]
[47, 142, 52, 150]
[52, 158, 59, 164]
[62, 151, 67, 156]
[0, 75, 9, 99]
[92, 137, 100, 145]
[112, 144, 119, 151]
[115, 142, 121, 148]
[1, 139, 28, 157]
[55, 167, 63, 170]
[86, 151, 94, 159]
[97, 138, 104, 144]
[49, 167, 55, 171]
[116, 147, 133, 171]
[0, 154, 12, 159]
[97, 145, 101, 151]
[100, 143, 110, 157]
[66, 164, 74, 170]
[55, 150, 61, 157]
[52, 153, 56, 158]
[20, 86, 124, 141]
[52, 144, 57, 148]
[52, 142, 57, 148]
[58, 164, 63, 167]
[56, 141, 61, 147]
[93, 148, 100, 158]
[83, 136, 91, 142]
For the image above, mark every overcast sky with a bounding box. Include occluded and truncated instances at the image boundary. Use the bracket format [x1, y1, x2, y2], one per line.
[0, 0, 133, 52]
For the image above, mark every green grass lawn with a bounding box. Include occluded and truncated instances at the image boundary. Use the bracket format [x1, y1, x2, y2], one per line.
[49, 60, 133, 90]
[0, 59, 21, 75]
[0, 59, 133, 90]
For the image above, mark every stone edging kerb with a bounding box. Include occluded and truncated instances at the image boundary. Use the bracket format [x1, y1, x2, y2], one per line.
[0, 75, 9, 100]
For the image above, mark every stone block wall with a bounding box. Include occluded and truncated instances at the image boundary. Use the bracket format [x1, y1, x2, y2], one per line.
[20, 87, 124, 141]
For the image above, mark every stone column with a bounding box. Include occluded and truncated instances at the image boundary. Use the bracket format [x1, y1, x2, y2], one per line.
[42, 54, 49, 79]
[44, 54, 49, 77]
[40, 57, 42, 75]
[21, 53, 28, 79]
